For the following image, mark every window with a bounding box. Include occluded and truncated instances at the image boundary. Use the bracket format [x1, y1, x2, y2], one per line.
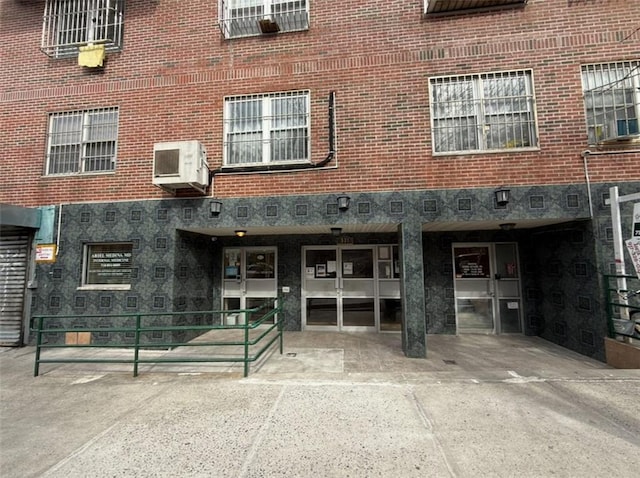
[46, 108, 119, 175]
[41, 0, 124, 58]
[582, 61, 640, 144]
[429, 70, 537, 154]
[223, 91, 310, 166]
[82, 243, 132, 288]
[219, 0, 309, 39]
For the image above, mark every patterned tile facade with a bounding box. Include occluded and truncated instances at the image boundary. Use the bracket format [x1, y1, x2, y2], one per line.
[30, 181, 639, 361]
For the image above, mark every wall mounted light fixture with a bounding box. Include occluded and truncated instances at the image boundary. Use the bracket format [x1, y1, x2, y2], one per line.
[494, 188, 511, 207]
[210, 200, 222, 217]
[337, 195, 350, 211]
[331, 227, 342, 237]
[235, 230, 247, 238]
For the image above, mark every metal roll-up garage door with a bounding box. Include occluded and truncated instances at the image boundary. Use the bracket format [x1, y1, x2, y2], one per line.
[0, 227, 30, 346]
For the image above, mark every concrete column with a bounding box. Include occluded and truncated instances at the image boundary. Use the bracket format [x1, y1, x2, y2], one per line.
[398, 220, 426, 358]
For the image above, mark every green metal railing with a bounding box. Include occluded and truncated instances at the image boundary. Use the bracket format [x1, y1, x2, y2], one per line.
[604, 274, 640, 339]
[32, 297, 284, 378]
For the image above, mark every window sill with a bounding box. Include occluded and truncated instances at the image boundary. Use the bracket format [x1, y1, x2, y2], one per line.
[432, 146, 540, 157]
[223, 28, 309, 40]
[43, 170, 116, 178]
[219, 160, 313, 173]
[77, 285, 131, 291]
[587, 140, 640, 150]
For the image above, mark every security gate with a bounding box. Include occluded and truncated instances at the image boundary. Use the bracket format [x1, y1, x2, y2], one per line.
[0, 227, 31, 346]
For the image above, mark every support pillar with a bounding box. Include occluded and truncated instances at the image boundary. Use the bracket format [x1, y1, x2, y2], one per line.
[398, 220, 426, 358]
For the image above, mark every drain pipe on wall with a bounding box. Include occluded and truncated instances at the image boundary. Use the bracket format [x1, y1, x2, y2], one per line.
[56, 203, 63, 256]
[581, 148, 640, 218]
[581, 150, 594, 218]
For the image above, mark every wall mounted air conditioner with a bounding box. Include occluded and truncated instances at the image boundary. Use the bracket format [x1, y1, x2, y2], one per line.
[599, 118, 640, 143]
[153, 141, 210, 194]
[609, 118, 640, 139]
[258, 16, 280, 34]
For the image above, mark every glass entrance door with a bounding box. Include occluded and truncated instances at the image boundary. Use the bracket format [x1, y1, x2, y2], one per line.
[303, 246, 378, 331]
[452, 243, 522, 334]
[222, 247, 277, 324]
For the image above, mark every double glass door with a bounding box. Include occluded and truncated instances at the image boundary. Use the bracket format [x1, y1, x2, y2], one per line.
[302, 245, 401, 331]
[453, 243, 522, 334]
[222, 247, 277, 324]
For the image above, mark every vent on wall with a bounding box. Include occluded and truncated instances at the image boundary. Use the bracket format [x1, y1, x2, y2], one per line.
[152, 141, 210, 194]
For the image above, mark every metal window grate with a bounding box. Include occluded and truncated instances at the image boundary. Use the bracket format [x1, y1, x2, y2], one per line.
[425, 0, 527, 15]
[581, 61, 640, 144]
[41, 0, 124, 57]
[46, 107, 119, 175]
[429, 70, 537, 153]
[219, 0, 309, 39]
[224, 91, 310, 166]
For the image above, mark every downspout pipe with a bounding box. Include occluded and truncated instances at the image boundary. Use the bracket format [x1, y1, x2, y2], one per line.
[581, 150, 594, 218]
[581, 147, 640, 218]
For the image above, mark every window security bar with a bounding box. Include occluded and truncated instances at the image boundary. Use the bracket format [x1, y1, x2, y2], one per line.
[41, 0, 124, 57]
[429, 70, 537, 154]
[224, 92, 310, 166]
[219, 0, 309, 39]
[582, 61, 640, 144]
[46, 107, 119, 175]
[424, 0, 528, 16]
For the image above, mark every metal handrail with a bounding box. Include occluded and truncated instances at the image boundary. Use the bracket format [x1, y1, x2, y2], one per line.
[603, 274, 640, 339]
[32, 297, 284, 378]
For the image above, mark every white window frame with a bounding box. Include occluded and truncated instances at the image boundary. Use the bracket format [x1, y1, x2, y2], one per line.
[80, 243, 132, 290]
[581, 61, 640, 144]
[429, 70, 538, 154]
[219, 0, 309, 39]
[41, 0, 124, 58]
[223, 91, 311, 167]
[46, 107, 119, 175]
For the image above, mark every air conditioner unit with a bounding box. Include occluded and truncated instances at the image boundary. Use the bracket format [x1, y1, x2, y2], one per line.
[258, 16, 280, 34]
[601, 118, 640, 143]
[153, 141, 210, 194]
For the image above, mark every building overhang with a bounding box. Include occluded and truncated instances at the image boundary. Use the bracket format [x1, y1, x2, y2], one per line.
[0, 203, 41, 229]
[425, 0, 527, 16]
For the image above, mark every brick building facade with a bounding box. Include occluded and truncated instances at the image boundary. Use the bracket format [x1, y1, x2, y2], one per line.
[1, 0, 639, 360]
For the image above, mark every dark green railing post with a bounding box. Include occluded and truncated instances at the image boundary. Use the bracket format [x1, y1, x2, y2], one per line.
[243, 313, 250, 378]
[604, 276, 615, 338]
[278, 298, 283, 355]
[133, 314, 141, 377]
[33, 316, 43, 377]
[30, 305, 285, 378]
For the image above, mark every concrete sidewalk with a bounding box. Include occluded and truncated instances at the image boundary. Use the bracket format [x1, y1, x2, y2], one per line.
[2, 333, 640, 477]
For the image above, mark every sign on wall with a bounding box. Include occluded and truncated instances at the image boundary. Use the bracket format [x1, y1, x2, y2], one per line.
[625, 237, 640, 280]
[35, 244, 57, 263]
[454, 246, 490, 278]
[85, 244, 132, 285]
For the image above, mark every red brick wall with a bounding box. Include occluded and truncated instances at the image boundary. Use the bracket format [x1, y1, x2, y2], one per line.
[1, 0, 638, 206]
